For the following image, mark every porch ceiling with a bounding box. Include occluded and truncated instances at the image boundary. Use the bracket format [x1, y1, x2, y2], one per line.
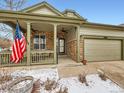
[31, 23, 76, 32]
[0, 20, 76, 33]
[57, 25, 75, 32]
[31, 23, 53, 32]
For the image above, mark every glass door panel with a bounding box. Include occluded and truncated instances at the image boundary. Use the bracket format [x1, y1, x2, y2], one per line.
[59, 39, 65, 53]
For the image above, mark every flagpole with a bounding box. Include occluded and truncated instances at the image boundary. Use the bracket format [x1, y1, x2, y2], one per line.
[16, 19, 29, 45]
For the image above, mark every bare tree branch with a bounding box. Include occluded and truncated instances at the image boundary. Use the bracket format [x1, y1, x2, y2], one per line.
[0, 0, 27, 48]
[0, 0, 27, 11]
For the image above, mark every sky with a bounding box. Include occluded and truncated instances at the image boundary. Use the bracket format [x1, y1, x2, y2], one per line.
[0, 23, 13, 40]
[21, 0, 124, 25]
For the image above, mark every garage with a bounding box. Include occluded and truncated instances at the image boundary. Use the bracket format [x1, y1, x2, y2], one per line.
[84, 39, 122, 61]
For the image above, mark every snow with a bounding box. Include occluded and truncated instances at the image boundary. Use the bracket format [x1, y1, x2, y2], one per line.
[59, 74, 124, 93]
[12, 69, 59, 81]
[8, 69, 124, 93]
[11, 80, 31, 89]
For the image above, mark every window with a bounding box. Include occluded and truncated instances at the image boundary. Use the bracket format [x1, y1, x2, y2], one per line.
[34, 35, 46, 49]
[59, 39, 65, 53]
[34, 35, 39, 49]
[40, 35, 46, 49]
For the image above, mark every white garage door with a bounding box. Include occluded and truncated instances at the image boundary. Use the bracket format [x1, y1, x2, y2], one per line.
[84, 39, 121, 61]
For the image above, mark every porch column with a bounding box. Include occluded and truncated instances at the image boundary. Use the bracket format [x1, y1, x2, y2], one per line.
[122, 39, 124, 60]
[26, 22, 31, 66]
[76, 26, 80, 63]
[54, 24, 57, 64]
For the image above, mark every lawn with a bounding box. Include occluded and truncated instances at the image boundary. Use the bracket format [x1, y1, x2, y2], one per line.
[1, 68, 122, 93]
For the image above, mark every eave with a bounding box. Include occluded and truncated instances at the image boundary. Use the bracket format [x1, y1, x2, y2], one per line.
[82, 22, 124, 31]
[0, 10, 84, 25]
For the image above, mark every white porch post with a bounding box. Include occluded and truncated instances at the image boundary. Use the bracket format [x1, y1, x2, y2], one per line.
[122, 39, 124, 60]
[54, 24, 57, 64]
[27, 22, 31, 66]
[76, 26, 80, 63]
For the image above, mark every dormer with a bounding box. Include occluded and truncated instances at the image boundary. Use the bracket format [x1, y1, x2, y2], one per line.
[63, 9, 86, 20]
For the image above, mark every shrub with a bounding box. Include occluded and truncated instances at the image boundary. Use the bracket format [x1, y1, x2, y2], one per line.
[56, 87, 68, 93]
[44, 78, 58, 91]
[97, 69, 107, 81]
[78, 72, 89, 86]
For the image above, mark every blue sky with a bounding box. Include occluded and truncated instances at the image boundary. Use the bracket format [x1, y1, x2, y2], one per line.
[22, 0, 124, 25]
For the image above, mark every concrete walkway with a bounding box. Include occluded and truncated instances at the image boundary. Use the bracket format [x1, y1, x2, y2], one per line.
[58, 55, 101, 77]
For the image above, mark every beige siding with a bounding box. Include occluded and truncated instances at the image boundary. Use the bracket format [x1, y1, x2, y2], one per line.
[31, 7, 58, 16]
[84, 39, 121, 61]
[80, 27, 124, 37]
[64, 12, 78, 18]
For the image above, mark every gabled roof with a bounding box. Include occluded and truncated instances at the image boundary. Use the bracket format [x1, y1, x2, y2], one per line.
[21, 1, 64, 16]
[63, 9, 87, 21]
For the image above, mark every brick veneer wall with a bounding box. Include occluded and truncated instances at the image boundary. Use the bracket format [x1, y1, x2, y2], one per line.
[57, 31, 65, 39]
[29, 31, 84, 62]
[46, 32, 54, 50]
[31, 31, 54, 50]
[66, 40, 77, 61]
[66, 38, 84, 62]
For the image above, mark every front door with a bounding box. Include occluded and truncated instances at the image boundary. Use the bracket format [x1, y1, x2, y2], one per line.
[58, 38, 65, 54]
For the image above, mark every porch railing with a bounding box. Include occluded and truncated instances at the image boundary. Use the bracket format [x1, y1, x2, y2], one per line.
[0, 50, 54, 67]
[0, 51, 27, 67]
[31, 50, 54, 65]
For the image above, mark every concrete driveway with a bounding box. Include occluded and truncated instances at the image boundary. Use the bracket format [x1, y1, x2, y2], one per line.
[58, 61, 124, 89]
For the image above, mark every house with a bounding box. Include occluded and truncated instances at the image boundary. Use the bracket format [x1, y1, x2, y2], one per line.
[0, 1, 124, 66]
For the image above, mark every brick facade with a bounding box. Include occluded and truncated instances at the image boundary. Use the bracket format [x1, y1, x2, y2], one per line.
[46, 32, 54, 50]
[66, 36, 84, 62]
[57, 31, 65, 39]
[66, 40, 77, 61]
[30, 30, 81, 62]
[66, 39, 84, 62]
[31, 31, 54, 50]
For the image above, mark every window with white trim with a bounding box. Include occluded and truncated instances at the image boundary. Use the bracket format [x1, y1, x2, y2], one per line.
[34, 35, 46, 49]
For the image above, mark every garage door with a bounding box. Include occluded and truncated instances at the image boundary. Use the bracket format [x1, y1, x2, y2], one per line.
[84, 39, 121, 61]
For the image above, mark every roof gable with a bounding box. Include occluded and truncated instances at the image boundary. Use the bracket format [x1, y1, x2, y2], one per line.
[63, 9, 86, 20]
[21, 1, 64, 16]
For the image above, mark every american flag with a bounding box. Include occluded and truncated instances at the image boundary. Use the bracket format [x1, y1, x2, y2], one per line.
[10, 21, 26, 63]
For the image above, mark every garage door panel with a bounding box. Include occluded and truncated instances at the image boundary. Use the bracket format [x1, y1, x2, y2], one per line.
[84, 39, 121, 61]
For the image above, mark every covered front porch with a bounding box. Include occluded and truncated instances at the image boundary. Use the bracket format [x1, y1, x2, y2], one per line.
[0, 19, 80, 67]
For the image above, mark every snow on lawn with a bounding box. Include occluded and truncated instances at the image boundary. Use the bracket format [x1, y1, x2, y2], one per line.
[59, 74, 124, 93]
[12, 69, 59, 81]
[11, 69, 124, 93]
